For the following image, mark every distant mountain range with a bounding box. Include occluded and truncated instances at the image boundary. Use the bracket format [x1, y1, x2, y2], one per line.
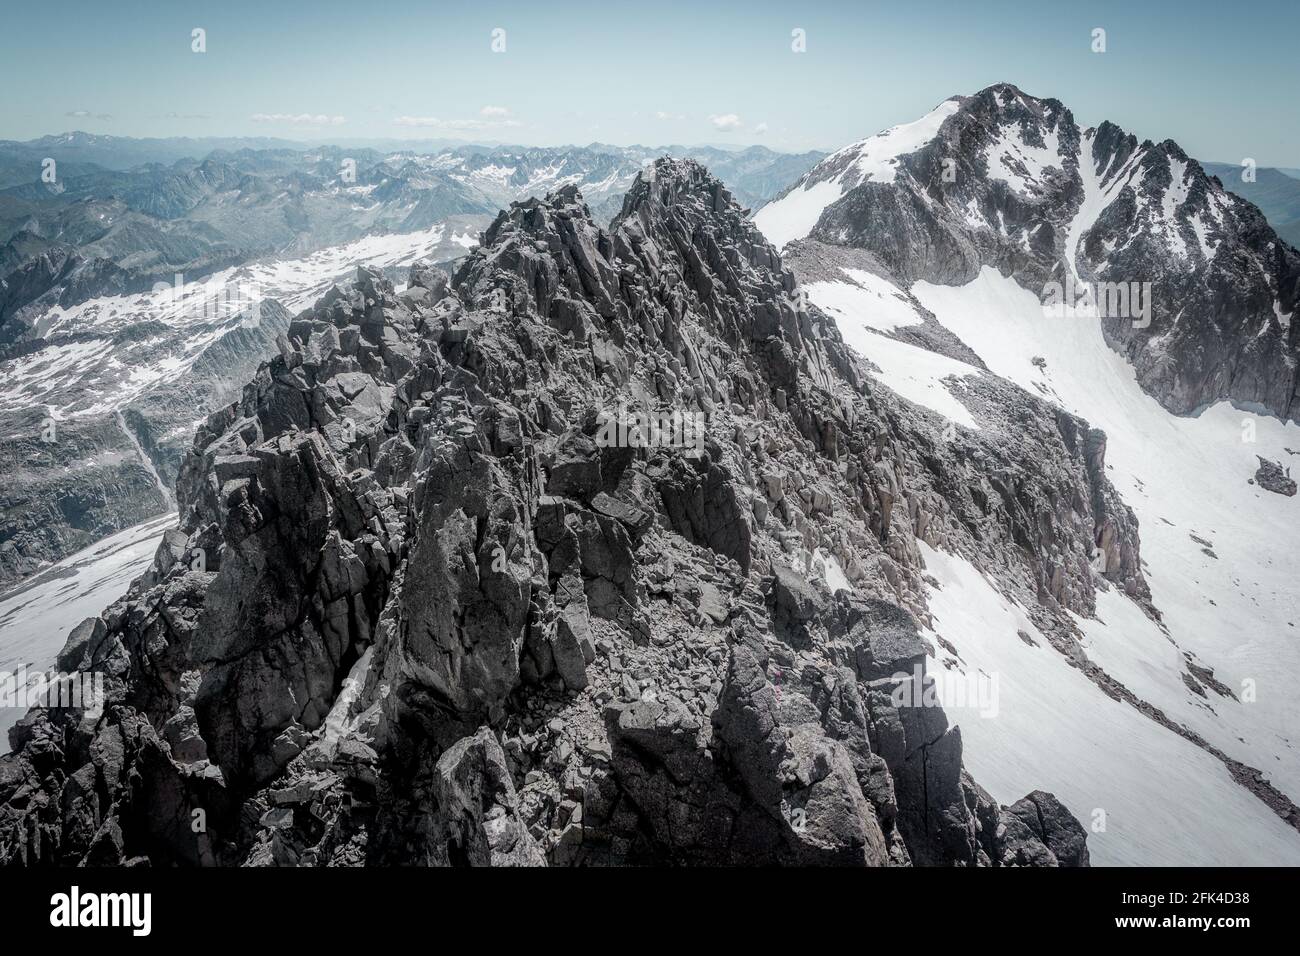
[0, 136, 824, 346]
[0, 132, 473, 179]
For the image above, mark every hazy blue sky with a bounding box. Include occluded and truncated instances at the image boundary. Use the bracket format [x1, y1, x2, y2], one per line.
[2, 0, 1296, 163]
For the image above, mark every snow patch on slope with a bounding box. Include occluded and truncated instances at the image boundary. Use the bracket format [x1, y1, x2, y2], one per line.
[841, 99, 962, 185]
[3, 225, 458, 419]
[803, 268, 924, 333]
[984, 123, 1062, 194]
[920, 541, 1300, 866]
[803, 274, 979, 428]
[1064, 131, 1145, 282]
[0, 514, 172, 754]
[752, 181, 844, 251]
[812, 548, 851, 593]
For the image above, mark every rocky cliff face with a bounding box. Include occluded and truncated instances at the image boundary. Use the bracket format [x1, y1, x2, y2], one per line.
[765, 83, 1300, 421]
[0, 160, 1093, 867]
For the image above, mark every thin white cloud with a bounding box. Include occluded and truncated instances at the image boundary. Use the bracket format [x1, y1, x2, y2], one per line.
[479, 105, 511, 118]
[655, 110, 685, 121]
[709, 113, 742, 132]
[66, 110, 112, 121]
[393, 115, 521, 131]
[754, 121, 769, 135]
[251, 113, 346, 126]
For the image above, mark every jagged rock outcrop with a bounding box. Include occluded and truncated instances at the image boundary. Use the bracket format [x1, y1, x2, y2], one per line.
[0, 160, 1088, 867]
[1254, 456, 1297, 496]
[0, 146, 827, 594]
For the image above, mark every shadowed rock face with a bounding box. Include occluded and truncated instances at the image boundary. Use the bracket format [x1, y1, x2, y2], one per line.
[797, 82, 1300, 421]
[0, 159, 1089, 867]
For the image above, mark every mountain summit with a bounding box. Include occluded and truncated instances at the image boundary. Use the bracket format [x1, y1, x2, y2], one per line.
[758, 82, 1300, 421]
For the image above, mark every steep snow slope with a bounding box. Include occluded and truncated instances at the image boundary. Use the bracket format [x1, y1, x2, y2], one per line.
[920, 542, 1300, 866]
[1063, 130, 1147, 283]
[761, 82, 1300, 422]
[751, 181, 844, 252]
[908, 268, 1300, 854]
[803, 268, 924, 333]
[0, 514, 171, 753]
[808, 263, 1300, 863]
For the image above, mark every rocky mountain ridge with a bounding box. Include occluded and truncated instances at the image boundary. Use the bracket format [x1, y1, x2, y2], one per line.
[0, 144, 824, 592]
[0, 160, 1099, 867]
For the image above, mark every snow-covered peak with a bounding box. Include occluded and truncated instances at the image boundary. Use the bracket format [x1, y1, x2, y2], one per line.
[770, 82, 1300, 421]
[754, 98, 961, 249]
